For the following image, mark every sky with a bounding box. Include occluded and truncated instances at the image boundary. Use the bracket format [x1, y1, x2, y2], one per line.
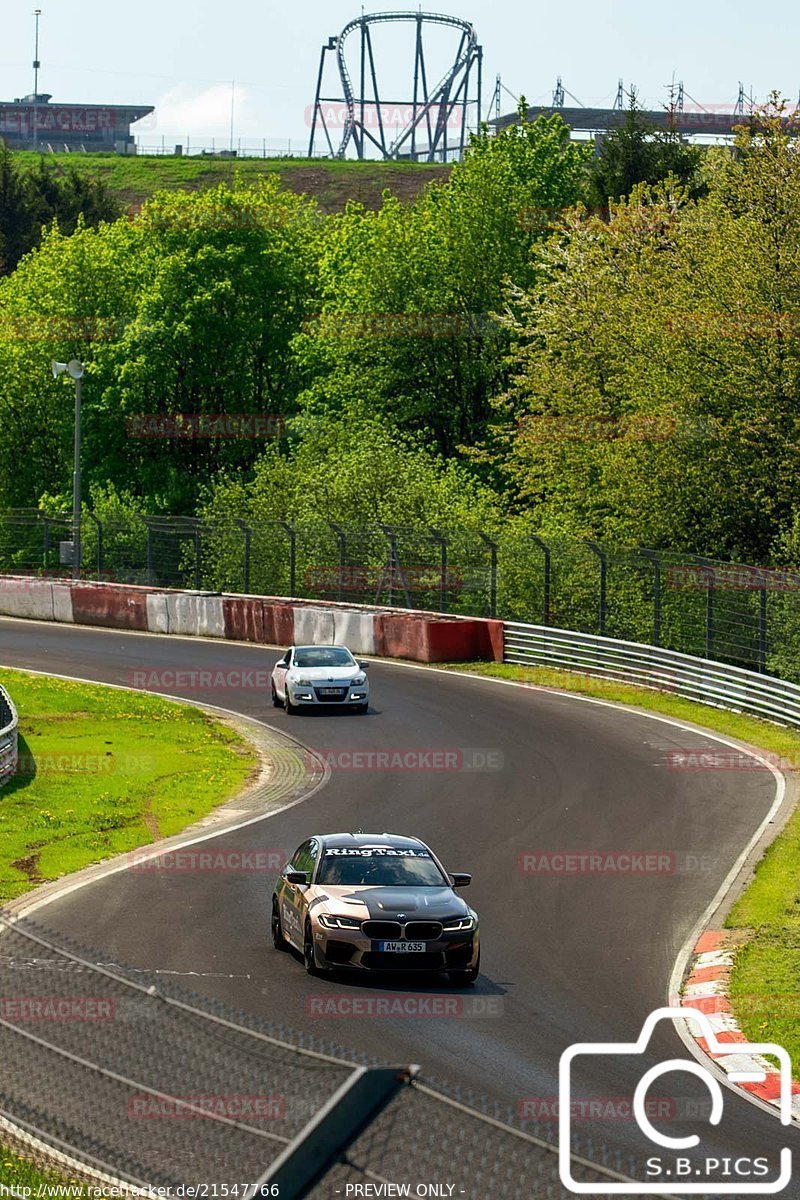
[1, 1, 796, 154]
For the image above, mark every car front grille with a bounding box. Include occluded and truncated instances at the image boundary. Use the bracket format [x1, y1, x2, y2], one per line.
[362, 920, 402, 940]
[404, 921, 443, 941]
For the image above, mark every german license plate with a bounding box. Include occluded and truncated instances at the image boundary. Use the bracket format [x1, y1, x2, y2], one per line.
[378, 941, 425, 953]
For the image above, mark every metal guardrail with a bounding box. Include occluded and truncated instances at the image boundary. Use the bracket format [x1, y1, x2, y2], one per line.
[0, 684, 18, 787]
[505, 621, 800, 727]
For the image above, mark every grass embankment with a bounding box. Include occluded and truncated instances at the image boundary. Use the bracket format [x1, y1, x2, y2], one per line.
[0, 668, 257, 902]
[11, 151, 449, 212]
[447, 662, 800, 1069]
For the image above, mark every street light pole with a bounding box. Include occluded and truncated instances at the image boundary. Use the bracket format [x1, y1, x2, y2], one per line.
[72, 373, 82, 580]
[52, 360, 85, 580]
[32, 9, 42, 153]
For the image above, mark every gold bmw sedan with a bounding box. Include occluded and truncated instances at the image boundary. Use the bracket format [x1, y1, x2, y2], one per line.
[271, 832, 480, 986]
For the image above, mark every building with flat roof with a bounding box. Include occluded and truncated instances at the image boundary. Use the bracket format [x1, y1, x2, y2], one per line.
[492, 103, 766, 142]
[0, 93, 155, 153]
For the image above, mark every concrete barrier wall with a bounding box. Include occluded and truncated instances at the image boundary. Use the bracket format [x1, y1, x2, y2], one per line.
[293, 606, 336, 648]
[0, 578, 56, 621]
[333, 609, 376, 657]
[164, 593, 225, 639]
[71, 584, 149, 631]
[0, 576, 502, 664]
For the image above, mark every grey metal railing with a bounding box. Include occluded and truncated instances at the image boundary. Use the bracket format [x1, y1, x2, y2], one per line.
[0, 684, 18, 787]
[505, 622, 800, 728]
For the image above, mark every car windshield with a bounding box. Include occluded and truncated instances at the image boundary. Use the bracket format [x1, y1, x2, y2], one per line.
[315, 847, 448, 887]
[293, 647, 355, 668]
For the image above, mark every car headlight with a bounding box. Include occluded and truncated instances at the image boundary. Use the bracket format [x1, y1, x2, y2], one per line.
[442, 915, 475, 931]
[318, 914, 363, 930]
[295, 678, 313, 686]
[351, 675, 367, 686]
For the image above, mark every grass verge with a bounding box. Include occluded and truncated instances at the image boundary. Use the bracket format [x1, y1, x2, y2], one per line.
[11, 151, 450, 211]
[0, 1143, 85, 1192]
[445, 661, 800, 1070]
[0, 668, 257, 902]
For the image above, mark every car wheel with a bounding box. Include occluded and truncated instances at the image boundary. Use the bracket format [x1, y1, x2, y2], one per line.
[354, 703, 368, 715]
[284, 690, 296, 716]
[271, 899, 287, 951]
[304, 920, 320, 976]
[271, 684, 282, 709]
[449, 949, 480, 987]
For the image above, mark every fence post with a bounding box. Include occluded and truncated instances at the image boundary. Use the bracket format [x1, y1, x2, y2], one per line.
[429, 528, 448, 613]
[529, 535, 551, 626]
[378, 524, 412, 609]
[479, 533, 498, 619]
[706, 567, 715, 659]
[194, 526, 202, 591]
[279, 521, 296, 597]
[638, 550, 661, 646]
[146, 522, 154, 586]
[236, 520, 252, 593]
[85, 511, 103, 580]
[759, 584, 768, 673]
[584, 541, 607, 636]
[328, 522, 346, 602]
[42, 517, 50, 574]
[253, 1066, 418, 1200]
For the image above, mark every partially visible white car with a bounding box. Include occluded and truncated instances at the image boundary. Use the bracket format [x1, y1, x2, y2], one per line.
[271, 645, 370, 715]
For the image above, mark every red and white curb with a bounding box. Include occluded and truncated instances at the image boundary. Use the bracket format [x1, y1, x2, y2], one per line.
[680, 929, 800, 1121]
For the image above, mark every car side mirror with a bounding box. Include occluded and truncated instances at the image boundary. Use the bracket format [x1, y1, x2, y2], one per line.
[358, 661, 369, 670]
[285, 870, 308, 885]
[451, 872, 471, 888]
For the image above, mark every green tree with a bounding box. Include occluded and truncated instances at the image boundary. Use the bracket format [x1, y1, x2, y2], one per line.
[0, 180, 321, 512]
[481, 104, 800, 563]
[587, 90, 702, 208]
[294, 107, 592, 457]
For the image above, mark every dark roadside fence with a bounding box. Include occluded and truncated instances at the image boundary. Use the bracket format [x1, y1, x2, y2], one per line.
[3, 509, 800, 683]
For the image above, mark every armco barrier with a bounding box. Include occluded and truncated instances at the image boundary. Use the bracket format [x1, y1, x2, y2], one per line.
[0, 577, 503, 664]
[505, 621, 800, 728]
[0, 683, 18, 787]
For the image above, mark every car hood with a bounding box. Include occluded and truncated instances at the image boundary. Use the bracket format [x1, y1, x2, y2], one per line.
[288, 666, 359, 681]
[314, 885, 469, 920]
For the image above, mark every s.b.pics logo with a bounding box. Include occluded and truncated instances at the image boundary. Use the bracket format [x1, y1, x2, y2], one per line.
[559, 1008, 793, 1194]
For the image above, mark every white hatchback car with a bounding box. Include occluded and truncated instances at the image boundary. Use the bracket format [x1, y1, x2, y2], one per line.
[271, 645, 370, 715]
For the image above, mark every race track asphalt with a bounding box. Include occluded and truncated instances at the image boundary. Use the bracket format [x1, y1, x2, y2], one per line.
[1, 617, 797, 1194]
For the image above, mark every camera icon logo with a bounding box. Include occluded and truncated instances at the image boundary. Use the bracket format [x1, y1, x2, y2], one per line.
[559, 1006, 793, 1194]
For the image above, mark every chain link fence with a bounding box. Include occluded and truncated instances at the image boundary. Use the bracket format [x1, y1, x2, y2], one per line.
[0, 914, 649, 1196]
[3, 510, 799, 681]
